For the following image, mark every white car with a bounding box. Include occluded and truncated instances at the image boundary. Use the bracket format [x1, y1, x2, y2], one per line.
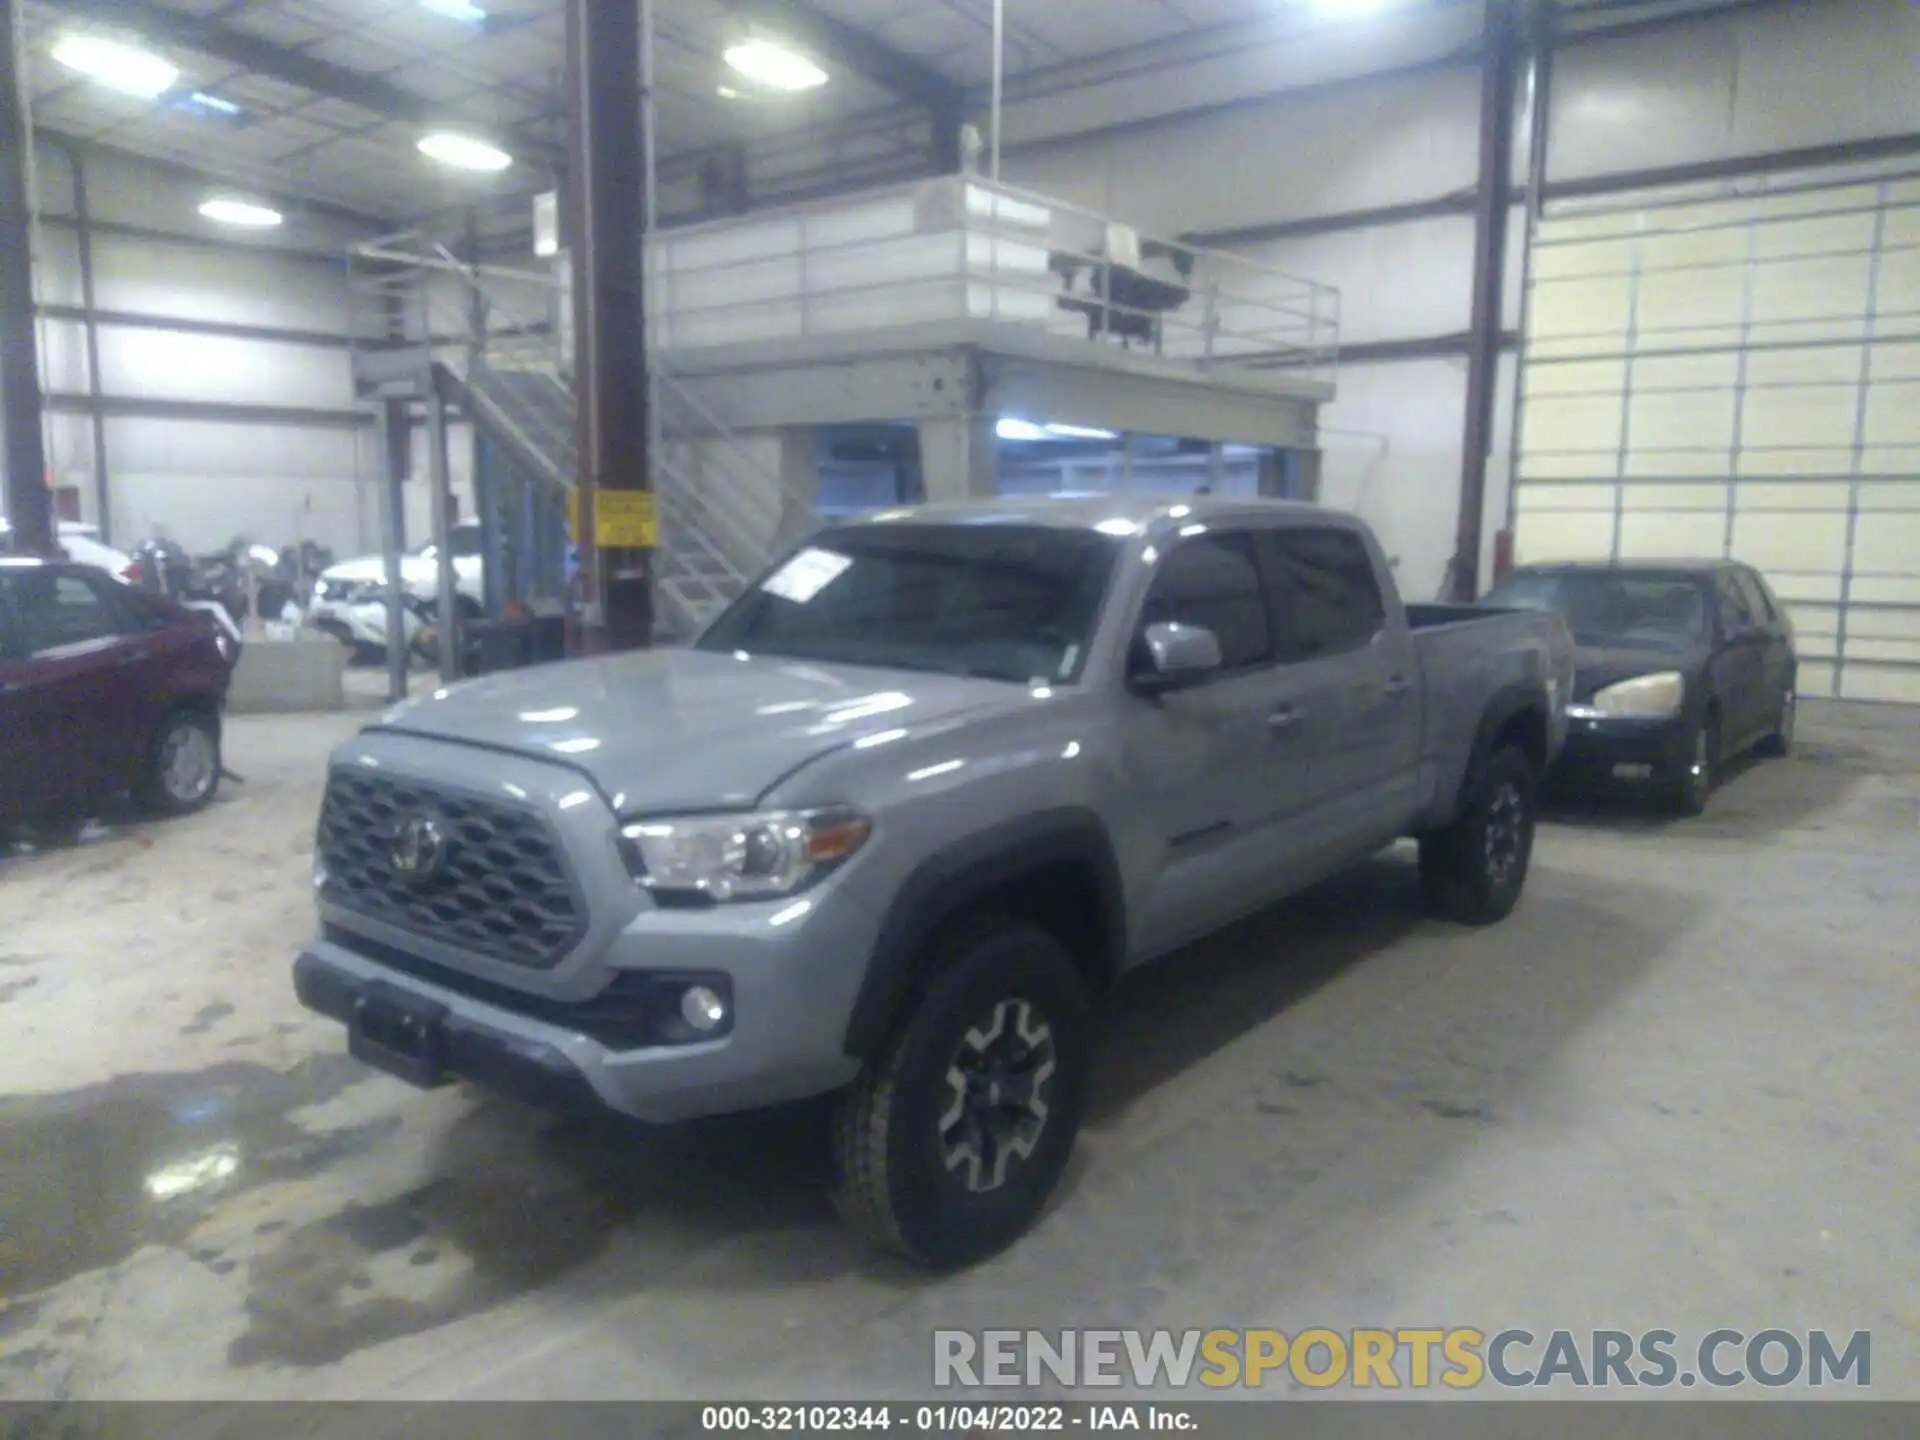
[308, 522, 485, 653]
[0, 519, 139, 583]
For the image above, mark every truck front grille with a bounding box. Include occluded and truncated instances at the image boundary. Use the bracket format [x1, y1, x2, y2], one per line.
[316, 768, 584, 969]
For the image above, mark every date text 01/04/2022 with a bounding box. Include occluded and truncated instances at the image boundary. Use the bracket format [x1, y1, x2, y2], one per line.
[699, 1405, 1200, 1432]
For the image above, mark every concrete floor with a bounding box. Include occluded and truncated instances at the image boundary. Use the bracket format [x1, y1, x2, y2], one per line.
[1, 698, 1915, 1402]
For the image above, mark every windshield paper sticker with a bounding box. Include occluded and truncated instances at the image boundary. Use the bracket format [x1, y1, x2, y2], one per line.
[763, 547, 854, 603]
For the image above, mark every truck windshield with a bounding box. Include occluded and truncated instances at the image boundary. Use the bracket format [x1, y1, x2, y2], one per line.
[1484, 571, 1709, 651]
[697, 523, 1121, 684]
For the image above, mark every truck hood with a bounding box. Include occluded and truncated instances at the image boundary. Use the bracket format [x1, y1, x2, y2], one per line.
[368, 646, 1025, 813]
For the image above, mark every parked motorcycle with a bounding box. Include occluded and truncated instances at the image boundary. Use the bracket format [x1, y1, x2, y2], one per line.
[132, 538, 245, 650]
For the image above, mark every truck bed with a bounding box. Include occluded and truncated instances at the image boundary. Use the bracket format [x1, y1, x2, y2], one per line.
[1405, 602, 1521, 630]
[1406, 601, 1573, 829]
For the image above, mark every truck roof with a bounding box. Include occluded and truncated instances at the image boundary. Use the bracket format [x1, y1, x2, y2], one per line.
[837, 493, 1342, 534]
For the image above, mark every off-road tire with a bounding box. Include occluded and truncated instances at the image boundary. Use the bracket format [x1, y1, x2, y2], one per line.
[830, 918, 1089, 1269]
[1419, 745, 1537, 925]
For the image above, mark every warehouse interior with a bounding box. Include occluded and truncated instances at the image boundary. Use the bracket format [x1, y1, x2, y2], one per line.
[1, 0, 1917, 1408]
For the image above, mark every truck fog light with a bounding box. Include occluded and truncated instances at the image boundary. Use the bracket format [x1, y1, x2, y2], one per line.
[681, 986, 728, 1033]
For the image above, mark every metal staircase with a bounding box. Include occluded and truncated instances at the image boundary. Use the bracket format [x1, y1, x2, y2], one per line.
[350, 233, 816, 639]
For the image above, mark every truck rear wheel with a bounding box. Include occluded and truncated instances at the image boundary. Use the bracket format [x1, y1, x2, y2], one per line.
[830, 919, 1089, 1269]
[1419, 745, 1536, 925]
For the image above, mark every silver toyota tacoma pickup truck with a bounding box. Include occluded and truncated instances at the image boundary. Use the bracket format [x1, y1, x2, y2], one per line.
[296, 496, 1571, 1266]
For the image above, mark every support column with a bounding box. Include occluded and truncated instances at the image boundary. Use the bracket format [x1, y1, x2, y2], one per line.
[0, 0, 52, 553]
[1255, 450, 1285, 499]
[1500, 0, 1555, 574]
[1447, 0, 1520, 603]
[70, 148, 111, 540]
[567, 0, 653, 653]
[427, 387, 460, 686]
[917, 415, 999, 502]
[775, 427, 821, 551]
[379, 399, 411, 703]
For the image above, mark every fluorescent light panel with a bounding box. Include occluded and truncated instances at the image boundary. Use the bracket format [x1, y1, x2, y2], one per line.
[723, 38, 828, 92]
[52, 33, 178, 98]
[199, 197, 283, 228]
[420, 0, 488, 21]
[997, 418, 1120, 442]
[418, 131, 513, 171]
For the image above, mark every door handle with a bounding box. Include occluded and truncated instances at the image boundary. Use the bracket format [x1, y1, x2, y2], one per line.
[1384, 675, 1414, 697]
[1267, 706, 1306, 732]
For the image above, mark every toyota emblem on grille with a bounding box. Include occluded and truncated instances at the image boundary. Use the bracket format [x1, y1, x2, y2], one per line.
[389, 814, 449, 882]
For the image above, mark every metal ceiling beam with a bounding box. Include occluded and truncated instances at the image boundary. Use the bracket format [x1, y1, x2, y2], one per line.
[730, 0, 965, 169]
[50, 0, 564, 171]
[42, 129, 389, 230]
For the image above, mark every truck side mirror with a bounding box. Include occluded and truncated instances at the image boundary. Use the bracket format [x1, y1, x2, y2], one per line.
[1132, 622, 1222, 694]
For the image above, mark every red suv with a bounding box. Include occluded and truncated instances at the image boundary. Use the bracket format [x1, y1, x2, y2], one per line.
[0, 557, 238, 826]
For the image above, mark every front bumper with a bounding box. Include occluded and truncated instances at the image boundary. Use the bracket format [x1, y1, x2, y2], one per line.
[298, 729, 877, 1123]
[1551, 713, 1692, 790]
[296, 894, 874, 1124]
[308, 596, 402, 649]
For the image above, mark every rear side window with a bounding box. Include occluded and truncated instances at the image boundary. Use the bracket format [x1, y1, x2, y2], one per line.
[1716, 571, 1756, 631]
[1262, 527, 1387, 661]
[16, 572, 125, 656]
[1735, 568, 1776, 625]
[1139, 532, 1271, 671]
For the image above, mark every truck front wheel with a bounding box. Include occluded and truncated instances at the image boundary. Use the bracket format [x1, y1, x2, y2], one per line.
[1419, 746, 1537, 925]
[830, 919, 1089, 1268]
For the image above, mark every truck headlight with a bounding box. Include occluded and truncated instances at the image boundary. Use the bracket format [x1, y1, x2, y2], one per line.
[1575, 671, 1684, 720]
[619, 808, 872, 902]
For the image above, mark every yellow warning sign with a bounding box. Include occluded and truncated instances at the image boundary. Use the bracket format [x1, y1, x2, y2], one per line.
[567, 490, 659, 548]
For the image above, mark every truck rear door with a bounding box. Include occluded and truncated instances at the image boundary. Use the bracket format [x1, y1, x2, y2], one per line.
[1258, 523, 1423, 856]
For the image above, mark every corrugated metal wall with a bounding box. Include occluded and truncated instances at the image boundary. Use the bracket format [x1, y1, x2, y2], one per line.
[1514, 171, 1920, 702]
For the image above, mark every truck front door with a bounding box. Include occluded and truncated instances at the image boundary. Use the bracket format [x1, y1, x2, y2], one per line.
[1119, 528, 1320, 957]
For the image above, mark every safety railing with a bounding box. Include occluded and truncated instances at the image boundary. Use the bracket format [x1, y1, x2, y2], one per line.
[347, 230, 784, 633]
[644, 174, 1340, 384]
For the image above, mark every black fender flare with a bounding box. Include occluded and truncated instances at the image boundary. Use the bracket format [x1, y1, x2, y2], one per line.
[1465, 681, 1553, 786]
[842, 808, 1125, 1060]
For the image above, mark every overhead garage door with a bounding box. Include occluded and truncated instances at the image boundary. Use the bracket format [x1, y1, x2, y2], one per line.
[1513, 170, 1920, 702]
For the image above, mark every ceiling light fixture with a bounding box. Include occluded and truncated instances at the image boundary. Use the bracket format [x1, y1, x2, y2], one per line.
[1317, 0, 1395, 15]
[419, 0, 488, 21]
[199, 197, 283, 228]
[723, 38, 828, 92]
[1045, 423, 1118, 440]
[418, 131, 513, 172]
[186, 90, 241, 116]
[52, 33, 179, 98]
[716, 85, 744, 100]
[996, 418, 1049, 442]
